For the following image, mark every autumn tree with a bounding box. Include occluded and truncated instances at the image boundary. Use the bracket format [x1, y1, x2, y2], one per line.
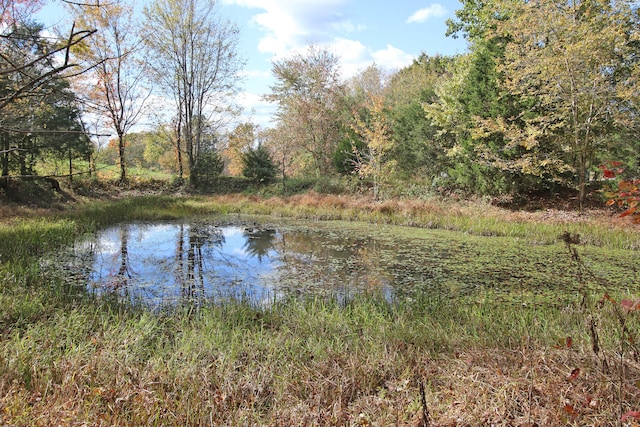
[266, 45, 346, 177]
[1, 0, 43, 24]
[67, 0, 148, 184]
[424, 52, 517, 195]
[350, 93, 395, 200]
[478, 0, 638, 208]
[425, 0, 551, 196]
[261, 123, 298, 192]
[224, 122, 258, 176]
[334, 64, 385, 175]
[141, 126, 180, 173]
[143, 0, 243, 187]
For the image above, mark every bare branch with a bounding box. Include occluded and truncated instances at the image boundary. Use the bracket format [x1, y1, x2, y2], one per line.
[0, 24, 97, 110]
[0, 126, 110, 137]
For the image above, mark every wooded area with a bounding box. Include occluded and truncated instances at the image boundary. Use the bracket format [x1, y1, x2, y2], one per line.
[1, 0, 639, 208]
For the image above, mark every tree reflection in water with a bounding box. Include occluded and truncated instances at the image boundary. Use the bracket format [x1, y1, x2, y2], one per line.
[242, 227, 276, 262]
[181, 223, 224, 305]
[59, 221, 400, 309]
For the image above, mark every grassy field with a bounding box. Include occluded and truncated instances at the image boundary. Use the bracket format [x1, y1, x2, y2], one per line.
[1, 192, 640, 426]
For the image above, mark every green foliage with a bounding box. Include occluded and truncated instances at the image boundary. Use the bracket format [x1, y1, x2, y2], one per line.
[312, 175, 351, 194]
[385, 55, 453, 179]
[333, 127, 361, 175]
[0, 22, 91, 178]
[486, 0, 638, 207]
[241, 145, 277, 184]
[191, 149, 224, 189]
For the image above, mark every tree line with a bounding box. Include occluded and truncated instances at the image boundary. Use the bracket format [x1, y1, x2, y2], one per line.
[261, 0, 639, 206]
[1, 0, 638, 205]
[1, 0, 243, 188]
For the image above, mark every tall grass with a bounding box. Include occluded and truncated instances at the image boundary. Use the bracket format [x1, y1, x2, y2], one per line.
[1, 194, 639, 425]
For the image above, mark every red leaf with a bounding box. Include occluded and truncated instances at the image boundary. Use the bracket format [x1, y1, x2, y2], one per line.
[621, 411, 640, 421]
[568, 368, 580, 381]
[603, 169, 616, 178]
[620, 207, 637, 218]
[566, 336, 573, 348]
[564, 404, 578, 417]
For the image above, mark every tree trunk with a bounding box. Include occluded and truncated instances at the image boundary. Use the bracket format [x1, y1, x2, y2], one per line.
[68, 146, 73, 182]
[577, 152, 587, 211]
[1, 136, 9, 177]
[118, 133, 127, 184]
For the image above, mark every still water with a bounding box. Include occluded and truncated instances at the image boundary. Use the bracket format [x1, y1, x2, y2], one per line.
[58, 219, 402, 308]
[51, 217, 633, 310]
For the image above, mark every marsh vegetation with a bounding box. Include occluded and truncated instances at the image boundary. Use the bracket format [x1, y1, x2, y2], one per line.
[1, 193, 640, 426]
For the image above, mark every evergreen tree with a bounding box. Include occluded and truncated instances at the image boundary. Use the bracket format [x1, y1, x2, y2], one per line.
[242, 145, 277, 184]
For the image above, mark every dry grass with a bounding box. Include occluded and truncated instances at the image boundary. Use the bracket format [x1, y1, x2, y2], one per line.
[2, 342, 640, 426]
[2, 190, 640, 426]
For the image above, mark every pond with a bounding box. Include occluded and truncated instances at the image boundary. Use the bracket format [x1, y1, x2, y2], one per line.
[49, 217, 639, 309]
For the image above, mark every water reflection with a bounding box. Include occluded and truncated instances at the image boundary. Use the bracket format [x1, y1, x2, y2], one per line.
[65, 221, 395, 308]
[48, 219, 640, 311]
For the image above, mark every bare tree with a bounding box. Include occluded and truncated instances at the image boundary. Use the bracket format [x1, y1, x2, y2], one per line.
[143, 0, 243, 187]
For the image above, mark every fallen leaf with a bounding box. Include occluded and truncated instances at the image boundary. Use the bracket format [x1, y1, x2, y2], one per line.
[621, 410, 640, 421]
[568, 368, 580, 381]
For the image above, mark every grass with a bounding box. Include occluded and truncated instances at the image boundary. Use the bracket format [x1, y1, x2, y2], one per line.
[1, 193, 640, 425]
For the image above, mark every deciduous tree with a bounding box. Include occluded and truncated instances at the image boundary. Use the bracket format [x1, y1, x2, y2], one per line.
[67, 0, 149, 184]
[487, 0, 638, 207]
[265, 45, 346, 177]
[143, 0, 243, 187]
[350, 93, 395, 199]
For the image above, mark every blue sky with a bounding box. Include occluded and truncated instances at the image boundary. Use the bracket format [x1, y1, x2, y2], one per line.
[36, 0, 468, 129]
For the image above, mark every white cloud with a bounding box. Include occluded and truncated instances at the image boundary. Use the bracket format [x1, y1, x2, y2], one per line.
[327, 38, 370, 77]
[318, 39, 413, 79]
[371, 44, 415, 70]
[225, 0, 353, 56]
[407, 4, 447, 23]
[224, 0, 419, 127]
[239, 69, 271, 80]
[235, 91, 276, 128]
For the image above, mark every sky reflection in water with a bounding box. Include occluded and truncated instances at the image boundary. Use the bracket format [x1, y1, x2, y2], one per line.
[71, 221, 395, 308]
